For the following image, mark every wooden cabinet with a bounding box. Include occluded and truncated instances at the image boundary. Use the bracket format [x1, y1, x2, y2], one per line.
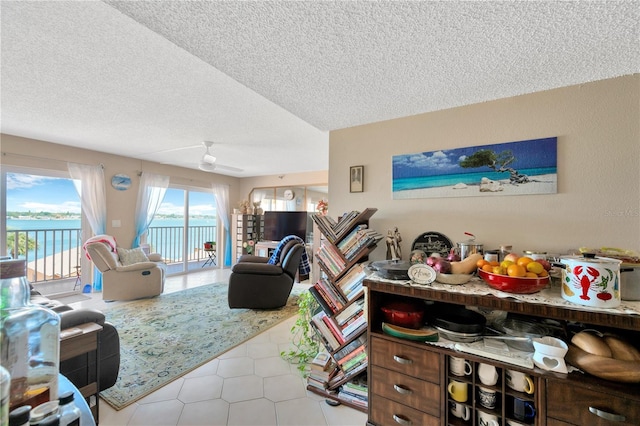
[365, 279, 640, 426]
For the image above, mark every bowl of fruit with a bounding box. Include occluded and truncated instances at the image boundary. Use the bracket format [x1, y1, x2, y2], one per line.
[476, 255, 551, 294]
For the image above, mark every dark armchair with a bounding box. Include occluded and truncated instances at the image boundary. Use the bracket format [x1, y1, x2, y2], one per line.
[228, 239, 305, 309]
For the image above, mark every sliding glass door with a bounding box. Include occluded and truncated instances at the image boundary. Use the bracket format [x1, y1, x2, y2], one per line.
[147, 187, 217, 274]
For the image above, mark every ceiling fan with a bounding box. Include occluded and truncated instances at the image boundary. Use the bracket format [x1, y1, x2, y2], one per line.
[151, 141, 243, 173]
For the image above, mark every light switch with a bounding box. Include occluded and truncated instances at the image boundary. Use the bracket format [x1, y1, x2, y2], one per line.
[112, 219, 121, 228]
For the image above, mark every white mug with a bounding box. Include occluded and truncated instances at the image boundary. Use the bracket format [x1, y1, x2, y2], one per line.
[449, 356, 472, 376]
[478, 386, 497, 410]
[507, 421, 527, 426]
[449, 401, 471, 420]
[478, 363, 499, 386]
[506, 369, 535, 394]
[478, 411, 500, 426]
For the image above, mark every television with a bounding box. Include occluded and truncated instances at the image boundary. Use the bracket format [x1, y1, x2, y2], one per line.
[263, 211, 308, 242]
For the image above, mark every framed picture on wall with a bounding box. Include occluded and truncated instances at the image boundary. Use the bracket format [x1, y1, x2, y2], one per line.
[350, 165, 364, 193]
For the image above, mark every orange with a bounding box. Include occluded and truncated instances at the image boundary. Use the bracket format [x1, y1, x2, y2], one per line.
[500, 260, 514, 269]
[489, 260, 500, 267]
[507, 264, 527, 277]
[516, 257, 534, 267]
[525, 272, 538, 278]
[477, 259, 489, 269]
[492, 266, 506, 275]
[482, 264, 494, 273]
[537, 269, 549, 277]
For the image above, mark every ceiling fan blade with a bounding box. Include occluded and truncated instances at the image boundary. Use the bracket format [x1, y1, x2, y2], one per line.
[145, 144, 201, 156]
[215, 164, 243, 173]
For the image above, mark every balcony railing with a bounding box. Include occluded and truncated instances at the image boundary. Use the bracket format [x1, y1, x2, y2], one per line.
[5, 228, 83, 283]
[5, 224, 217, 283]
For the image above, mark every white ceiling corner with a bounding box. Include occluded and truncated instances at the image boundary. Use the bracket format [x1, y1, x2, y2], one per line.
[1, 1, 638, 177]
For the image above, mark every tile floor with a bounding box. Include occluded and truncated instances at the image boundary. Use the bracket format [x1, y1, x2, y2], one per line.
[58, 268, 367, 426]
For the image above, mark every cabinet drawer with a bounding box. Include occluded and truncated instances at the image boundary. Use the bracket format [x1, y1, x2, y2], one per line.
[369, 393, 439, 426]
[547, 379, 640, 426]
[370, 336, 440, 383]
[370, 365, 440, 417]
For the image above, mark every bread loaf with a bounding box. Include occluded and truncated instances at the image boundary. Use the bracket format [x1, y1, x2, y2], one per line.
[566, 344, 640, 383]
[571, 331, 612, 357]
[603, 334, 640, 362]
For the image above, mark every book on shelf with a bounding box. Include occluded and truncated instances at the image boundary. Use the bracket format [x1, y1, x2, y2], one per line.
[310, 350, 332, 371]
[337, 390, 368, 408]
[341, 350, 367, 373]
[333, 333, 367, 363]
[310, 312, 340, 351]
[336, 224, 368, 252]
[328, 362, 368, 390]
[336, 344, 366, 368]
[336, 264, 367, 301]
[321, 313, 346, 345]
[316, 278, 346, 310]
[334, 298, 364, 326]
[342, 377, 368, 398]
[309, 286, 337, 316]
[340, 311, 366, 338]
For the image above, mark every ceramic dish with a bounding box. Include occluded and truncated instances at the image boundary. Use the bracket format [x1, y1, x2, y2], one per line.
[381, 301, 425, 329]
[435, 273, 473, 285]
[477, 268, 549, 294]
[382, 322, 439, 342]
[434, 325, 483, 343]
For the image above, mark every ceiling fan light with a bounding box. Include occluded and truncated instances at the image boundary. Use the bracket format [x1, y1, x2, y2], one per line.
[202, 154, 217, 164]
[199, 161, 216, 172]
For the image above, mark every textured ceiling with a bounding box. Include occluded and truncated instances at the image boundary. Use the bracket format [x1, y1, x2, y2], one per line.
[2, 1, 638, 177]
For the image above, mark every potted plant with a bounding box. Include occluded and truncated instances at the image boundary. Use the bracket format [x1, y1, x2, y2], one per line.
[280, 290, 320, 375]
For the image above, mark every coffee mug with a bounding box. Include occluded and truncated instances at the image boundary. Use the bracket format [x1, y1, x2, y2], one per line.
[478, 363, 499, 386]
[478, 411, 500, 426]
[513, 397, 536, 421]
[447, 379, 468, 402]
[450, 356, 472, 376]
[478, 386, 497, 410]
[507, 420, 527, 426]
[506, 370, 534, 394]
[449, 400, 471, 420]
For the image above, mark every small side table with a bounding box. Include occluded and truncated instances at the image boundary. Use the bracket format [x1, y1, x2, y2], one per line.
[60, 322, 102, 424]
[202, 248, 217, 267]
[59, 374, 96, 426]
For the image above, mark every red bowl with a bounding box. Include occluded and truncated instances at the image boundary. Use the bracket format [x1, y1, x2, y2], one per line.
[381, 301, 425, 329]
[477, 268, 550, 294]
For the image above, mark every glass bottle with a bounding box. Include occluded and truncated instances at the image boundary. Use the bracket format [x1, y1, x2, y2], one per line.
[56, 392, 79, 426]
[0, 260, 60, 411]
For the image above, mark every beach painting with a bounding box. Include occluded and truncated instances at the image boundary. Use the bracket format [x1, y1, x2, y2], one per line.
[392, 137, 557, 199]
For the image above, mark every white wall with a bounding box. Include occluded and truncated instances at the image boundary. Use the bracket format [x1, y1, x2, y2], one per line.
[329, 75, 640, 260]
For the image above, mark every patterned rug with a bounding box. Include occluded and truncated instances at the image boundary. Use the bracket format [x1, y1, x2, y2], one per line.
[100, 282, 303, 410]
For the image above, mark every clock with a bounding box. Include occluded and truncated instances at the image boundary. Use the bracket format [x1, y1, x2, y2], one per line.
[283, 189, 294, 200]
[111, 174, 132, 191]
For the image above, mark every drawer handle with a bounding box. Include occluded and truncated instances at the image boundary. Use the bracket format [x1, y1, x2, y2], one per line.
[393, 384, 413, 395]
[589, 406, 626, 422]
[392, 414, 412, 425]
[393, 355, 413, 365]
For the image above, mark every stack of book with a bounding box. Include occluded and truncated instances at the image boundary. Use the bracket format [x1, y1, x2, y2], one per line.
[333, 334, 367, 374]
[315, 242, 347, 276]
[337, 376, 368, 408]
[307, 351, 337, 391]
[309, 278, 346, 315]
[336, 225, 384, 261]
[335, 263, 367, 302]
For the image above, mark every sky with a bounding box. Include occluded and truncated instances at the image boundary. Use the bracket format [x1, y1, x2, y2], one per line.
[392, 137, 557, 179]
[6, 173, 216, 216]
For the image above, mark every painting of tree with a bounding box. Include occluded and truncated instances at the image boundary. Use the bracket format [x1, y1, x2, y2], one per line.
[459, 149, 535, 184]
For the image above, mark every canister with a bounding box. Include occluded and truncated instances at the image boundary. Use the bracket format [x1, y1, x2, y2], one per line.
[620, 265, 640, 301]
[559, 254, 622, 308]
[524, 251, 547, 261]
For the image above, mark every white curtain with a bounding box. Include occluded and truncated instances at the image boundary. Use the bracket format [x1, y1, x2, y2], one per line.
[133, 172, 169, 248]
[68, 162, 107, 291]
[212, 183, 231, 267]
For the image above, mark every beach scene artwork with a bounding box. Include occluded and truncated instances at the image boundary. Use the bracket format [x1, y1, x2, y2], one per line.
[392, 137, 557, 199]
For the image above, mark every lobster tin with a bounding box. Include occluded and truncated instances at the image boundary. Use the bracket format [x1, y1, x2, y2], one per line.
[559, 255, 622, 308]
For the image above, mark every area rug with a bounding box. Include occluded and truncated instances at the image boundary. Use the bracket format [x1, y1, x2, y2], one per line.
[100, 282, 304, 410]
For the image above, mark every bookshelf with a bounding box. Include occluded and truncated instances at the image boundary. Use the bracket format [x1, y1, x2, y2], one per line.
[306, 208, 381, 412]
[231, 214, 264, 262]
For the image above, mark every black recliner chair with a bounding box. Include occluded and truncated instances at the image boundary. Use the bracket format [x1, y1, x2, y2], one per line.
[228, 239, 305, 309]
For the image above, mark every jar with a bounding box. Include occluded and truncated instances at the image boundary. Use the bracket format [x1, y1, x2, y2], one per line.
[9, 405, 31, 426]
[0, 260, 60, 411]
[1, 365, 10, 426]
[524, 251, 547, 261]
[28, 401, 58, 425]
[56, 392, 80, 426]
[484, 251, 499, 263]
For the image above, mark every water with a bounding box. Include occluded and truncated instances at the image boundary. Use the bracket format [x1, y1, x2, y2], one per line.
[392, 167, 556, 192]
[5, 218, 216, 261]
